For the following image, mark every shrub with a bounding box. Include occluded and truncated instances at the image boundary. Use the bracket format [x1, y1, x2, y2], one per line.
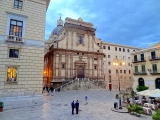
[115, 94, 119, 99]
[152, 110, 160, 120]
[136, 86, 149, 92]
[0, 102, 3, 108]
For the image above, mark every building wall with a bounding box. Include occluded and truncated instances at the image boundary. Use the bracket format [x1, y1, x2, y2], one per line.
[102, 43, 141, 90]
[0, 0, 49, 97]
[0, 0, 46, 40]
[132, 45, 160, 90]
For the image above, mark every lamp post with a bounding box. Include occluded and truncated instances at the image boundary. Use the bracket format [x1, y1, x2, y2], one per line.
[113, 58, 125, 109]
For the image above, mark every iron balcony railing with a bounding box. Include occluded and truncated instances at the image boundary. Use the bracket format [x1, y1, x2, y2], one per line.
[5, 35, 25, 43]
[149, 55, 160, 61]
[132, 57, 146, 63]
[133, 70, 147, 75]
[149, 69, 160, 75]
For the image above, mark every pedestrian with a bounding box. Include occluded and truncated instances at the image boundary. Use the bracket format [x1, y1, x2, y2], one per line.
[71, 101, 75, 115]
[85, 96, 88, 105]
[75, 100, 79, 114]
[50, 82, 53, 93]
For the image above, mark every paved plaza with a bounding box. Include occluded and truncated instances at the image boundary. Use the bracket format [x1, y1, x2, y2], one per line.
[0, 90, 152, 120]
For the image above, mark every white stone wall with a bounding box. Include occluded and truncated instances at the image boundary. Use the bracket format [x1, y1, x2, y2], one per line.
[0, 42, 44, 97]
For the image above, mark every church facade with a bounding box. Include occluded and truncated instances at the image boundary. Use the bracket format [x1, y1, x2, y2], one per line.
[44, 17, 141, 90]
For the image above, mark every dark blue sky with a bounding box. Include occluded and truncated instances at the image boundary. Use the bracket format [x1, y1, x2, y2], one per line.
[45, 0, 160, 48]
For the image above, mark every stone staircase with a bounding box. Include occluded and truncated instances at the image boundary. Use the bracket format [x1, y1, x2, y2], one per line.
[54, 78, 105, 91]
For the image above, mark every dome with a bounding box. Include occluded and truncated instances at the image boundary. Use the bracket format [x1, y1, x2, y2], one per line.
[51, 26, 63, 35]
[51, 17, 64, 35]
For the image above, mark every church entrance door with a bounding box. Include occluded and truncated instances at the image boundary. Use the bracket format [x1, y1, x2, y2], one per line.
[77, 66, 84, 78]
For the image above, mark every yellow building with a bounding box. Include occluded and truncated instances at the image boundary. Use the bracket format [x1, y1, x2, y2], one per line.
[0, 0, 50, 97]
[132, 42, 160, 90]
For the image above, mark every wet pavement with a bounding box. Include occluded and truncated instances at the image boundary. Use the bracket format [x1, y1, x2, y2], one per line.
[0, 90, 152, 120]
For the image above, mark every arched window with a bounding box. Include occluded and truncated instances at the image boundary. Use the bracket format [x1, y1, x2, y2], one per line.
[138, 78, 145, 86]
[155, 78, 160, 89]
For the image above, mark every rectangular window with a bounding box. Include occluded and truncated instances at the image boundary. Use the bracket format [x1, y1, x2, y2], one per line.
[128, 63, 130, 66]
[141, 65, 145, 73]
[108, 46, 110, 50]
[134, 55, 137, 62]
[116, 69, 118, 73]
[124, 70, 126, 74]
[14, 0, 23, 9]
[7, 67, 17, 81]
[129, 70, 131, 74]
[78, 36, 83, 44]
[108, 62, 110, 65]
[104, 55, 106, 58]
[123, 48, 125, 52]
[127, 49, 130, 52]
[119, 48, 121, 51]
[141, 54, 144, 61]
[62, 64, 65, 68]
[9, 19, 23, 37]
[135, 66, 138, 73]
[9, 49, 19, 58]
[152, 64, 157, 73]
[108, 55, 110, 58]
[115, 47, 117, 51]
[108, 70, 111, 73]
[97, 43, 99, 46]
[94, 66, 97, 69]
[94, 58, 97, 60]
[120, 70, 122, 73]
[103, 46, 106, 49]
[151, 51, 156, 59]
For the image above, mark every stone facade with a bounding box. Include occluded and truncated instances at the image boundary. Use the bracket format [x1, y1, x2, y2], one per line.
[0, 0, 50, 97]
[44, 17, 141, 90]
[131, 42, 160, 90]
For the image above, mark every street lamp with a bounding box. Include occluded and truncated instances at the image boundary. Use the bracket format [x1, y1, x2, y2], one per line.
[113, 58, 125, 109]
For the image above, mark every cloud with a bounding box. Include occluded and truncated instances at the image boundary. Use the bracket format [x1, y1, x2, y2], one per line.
[45, 0, 160, 48]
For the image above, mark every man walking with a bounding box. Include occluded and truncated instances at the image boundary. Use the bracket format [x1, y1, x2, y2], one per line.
[85, 96, 88, 105]
[71, 101, 75, 115]
[75, 100, 79, 114]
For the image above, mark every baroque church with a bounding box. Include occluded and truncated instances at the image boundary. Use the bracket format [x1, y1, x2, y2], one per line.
[44, 17, 141, 90]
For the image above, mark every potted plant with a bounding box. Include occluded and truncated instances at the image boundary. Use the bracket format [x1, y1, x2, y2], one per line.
[127, 104, 143, 117]
[115, 94, 119, 99]
[0, 101, 3, 112]
[126, 98, 130, 104]
[152, 110, 160, 120]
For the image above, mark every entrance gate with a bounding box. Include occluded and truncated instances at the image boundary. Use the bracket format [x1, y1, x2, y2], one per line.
[77, 66, 84, 78]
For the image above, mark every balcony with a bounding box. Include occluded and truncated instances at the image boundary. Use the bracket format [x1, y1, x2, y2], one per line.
[132, 57, 146, 63]
[149, 69, 160, 75]
[5, 35, 25, 44]
[133, 71, 147, 75]
[149, 55, 160, 61]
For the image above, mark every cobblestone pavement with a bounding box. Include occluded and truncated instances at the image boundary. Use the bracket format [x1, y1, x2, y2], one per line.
[0, 90, 152, 120]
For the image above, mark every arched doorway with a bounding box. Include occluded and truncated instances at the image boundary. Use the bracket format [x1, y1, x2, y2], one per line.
[138, 78, 145, 86]
[77, 66, 84, 78]
[155, 78, 160, 89]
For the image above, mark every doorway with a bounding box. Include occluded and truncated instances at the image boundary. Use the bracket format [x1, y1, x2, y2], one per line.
[77, 66, 84, 78]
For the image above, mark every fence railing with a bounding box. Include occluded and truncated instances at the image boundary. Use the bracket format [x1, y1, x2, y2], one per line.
[132, 57, 146, 63]
[133, 70, 147, 75]
[149, 55, 160, 61]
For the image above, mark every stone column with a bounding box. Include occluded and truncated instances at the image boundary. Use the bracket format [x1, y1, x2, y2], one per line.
[87, 56, 90, 78]
[65, 54, 68, 78]
[70, 54, 73, 77]
[92, 57, 94, 79]
[58, 54, 62, 78]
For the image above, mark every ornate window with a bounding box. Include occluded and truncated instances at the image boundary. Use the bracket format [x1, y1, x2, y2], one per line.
[78, 36, 83, 44]
[7, 67, 18, 81]
[14, 0, 23, 9]
[9, 49, 19, 58]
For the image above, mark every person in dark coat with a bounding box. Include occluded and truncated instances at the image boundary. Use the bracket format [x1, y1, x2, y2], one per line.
[75, 100, 79, 114]
[71, 101, 75, 115]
